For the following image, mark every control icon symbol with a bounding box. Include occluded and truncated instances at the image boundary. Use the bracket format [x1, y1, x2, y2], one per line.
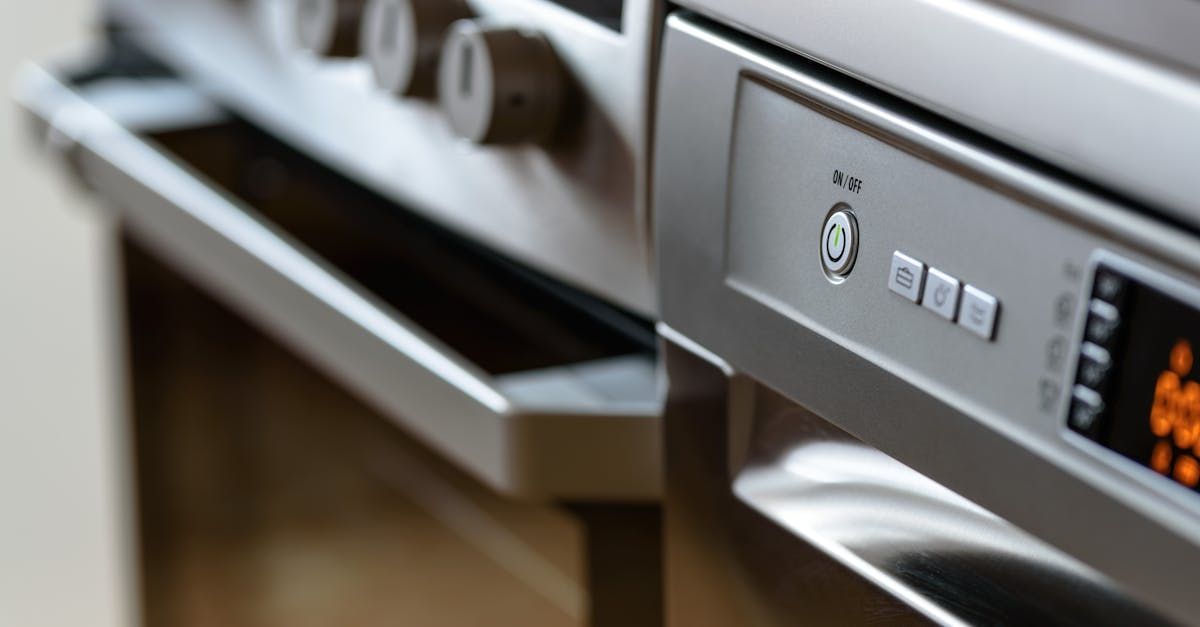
[1046, 335, 1067, 370]
[1054, 293, 1075, 328]
[1039, 378, 1061, 413]
[957, 284, 998, 339]
[967, 302, 987, 325]
[933, 283, 952, 307]
[826, 224, 846, 261]
[920, 268, 960, 320]
[887, 251, 925, 302]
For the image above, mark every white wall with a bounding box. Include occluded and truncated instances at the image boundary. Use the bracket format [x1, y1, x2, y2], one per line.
[0, 2, 135, 626]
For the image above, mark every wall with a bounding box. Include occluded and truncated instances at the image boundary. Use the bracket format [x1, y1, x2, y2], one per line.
[0, 2, 135, 626]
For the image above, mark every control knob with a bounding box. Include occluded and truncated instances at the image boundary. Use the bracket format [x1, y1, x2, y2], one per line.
[295, 0, 367, 57]
[361, 0, 472, 97]
[437, 22, 568, 144]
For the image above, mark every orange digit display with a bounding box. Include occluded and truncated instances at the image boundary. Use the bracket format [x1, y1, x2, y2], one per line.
[1175, 454, 1200, 488]
[1078, 265, 1200, 498]
[1151, 441, 1173, 475]
[1171, 339, 1194, 378]
[1141, 340, 1200, 490]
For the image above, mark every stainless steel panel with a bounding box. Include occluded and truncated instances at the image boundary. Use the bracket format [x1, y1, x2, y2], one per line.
[18, 62, 660, 501]
[100, 0, 660, 315]
[660, 330, 1166, 625]
[989, 0, 1200, 73]
[674, 0, 1200, 228]
[654, 16, 1200, 622]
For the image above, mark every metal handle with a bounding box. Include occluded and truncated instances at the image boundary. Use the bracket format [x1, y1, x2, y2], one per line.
[15, 62, 660, 501]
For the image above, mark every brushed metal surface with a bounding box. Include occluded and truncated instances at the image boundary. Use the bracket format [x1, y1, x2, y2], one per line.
[101, 0, 659, 315]
[661, 333, 1165, 625]
[674, 0, 1200, 229]
[654, 16, 1200, 622]
[989, 0, 1200, 74]
[18, 63, 661, 501]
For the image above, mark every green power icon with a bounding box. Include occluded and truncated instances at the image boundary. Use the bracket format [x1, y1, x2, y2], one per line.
[826, 222, 846, 261]
[822, 209, 857, 278]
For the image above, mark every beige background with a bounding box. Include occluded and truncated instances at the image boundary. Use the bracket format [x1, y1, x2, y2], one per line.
[0, 2, 134, 626]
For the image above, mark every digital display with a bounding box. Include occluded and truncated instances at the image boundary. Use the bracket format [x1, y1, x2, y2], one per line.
[1098, 277, 1200, 491]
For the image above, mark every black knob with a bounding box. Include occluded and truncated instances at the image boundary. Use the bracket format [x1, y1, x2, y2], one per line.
[295, 0, 367, 58]
[361, 0, 472, 97]
[438, 22, 568, 144]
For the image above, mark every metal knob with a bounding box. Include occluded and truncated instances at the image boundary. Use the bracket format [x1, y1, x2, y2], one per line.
[295, 0, 367, 57]
[438, 22, 568, 145]
[361, 0, 472, 98]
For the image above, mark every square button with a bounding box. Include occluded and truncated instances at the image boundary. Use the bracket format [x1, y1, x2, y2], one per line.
[1084, 299, 1120, 347]
[957, 285, 1000, 340]
[887, 252, 926, 303]
[921, 268, 961, 320]
[1092, 266, 1128, 306]
[1076, 342, 1113, 391]
[1068, 385, 1106, 438]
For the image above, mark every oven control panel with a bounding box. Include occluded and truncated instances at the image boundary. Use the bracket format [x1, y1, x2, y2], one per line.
[105, 0, 659, 314]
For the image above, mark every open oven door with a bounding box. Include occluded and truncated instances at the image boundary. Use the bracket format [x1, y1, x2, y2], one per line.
[15, 48, 661, 504]
[17, 38, 662, 626]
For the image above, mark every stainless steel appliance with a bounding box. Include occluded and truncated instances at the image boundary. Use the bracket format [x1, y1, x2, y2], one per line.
[97, 0, 661, 315]
[18, 1, 665, 623]
[20, 0, 1200, 624]
[655, 9, 1200, 625]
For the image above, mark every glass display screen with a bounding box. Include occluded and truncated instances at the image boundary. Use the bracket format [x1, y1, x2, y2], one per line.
[1102, 279, 1200, 490]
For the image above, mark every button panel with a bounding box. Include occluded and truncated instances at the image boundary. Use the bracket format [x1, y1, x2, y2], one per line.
[1067, 264, 1130, 441]
[887, 250, 1000, 341]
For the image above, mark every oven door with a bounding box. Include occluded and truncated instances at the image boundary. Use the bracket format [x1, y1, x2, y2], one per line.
[659, 332, 1166, 625]
[16, 47, 660, 504]
[18, 40, 664, 626]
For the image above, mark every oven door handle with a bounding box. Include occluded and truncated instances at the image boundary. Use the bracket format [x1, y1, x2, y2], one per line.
[16, 63, 660, 501]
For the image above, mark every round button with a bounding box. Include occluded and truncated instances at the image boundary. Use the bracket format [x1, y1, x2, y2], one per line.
[821, 208, 858, 278]
[361, 0, 472, 98]
[438, 22, 567, 144]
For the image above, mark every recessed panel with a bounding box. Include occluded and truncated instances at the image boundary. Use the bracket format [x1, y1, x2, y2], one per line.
[1070, 258, 1200, 497]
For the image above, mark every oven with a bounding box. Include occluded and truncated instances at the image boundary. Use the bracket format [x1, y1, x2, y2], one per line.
[18, 0, 1200, 624]
[654, 11, 1200, 625]
[17, 11, 662, 621]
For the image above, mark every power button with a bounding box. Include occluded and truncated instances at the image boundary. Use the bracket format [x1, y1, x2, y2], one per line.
[821, 207, 858, 279]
